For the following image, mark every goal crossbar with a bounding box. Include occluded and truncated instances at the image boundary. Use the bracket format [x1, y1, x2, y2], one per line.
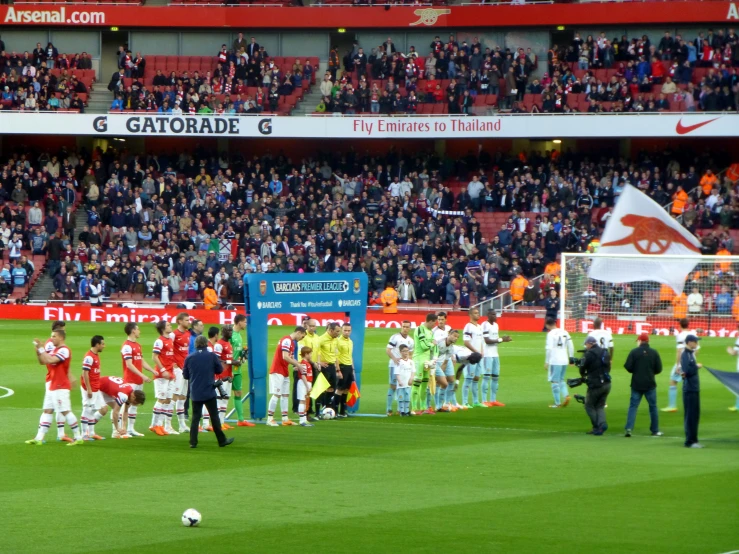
[560, 252, 739, 336]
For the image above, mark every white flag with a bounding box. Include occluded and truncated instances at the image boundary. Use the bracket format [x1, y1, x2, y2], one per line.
[588, 185, 701, 294]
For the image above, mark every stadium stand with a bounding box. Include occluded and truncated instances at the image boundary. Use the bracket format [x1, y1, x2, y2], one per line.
[108, 54, 317, 115]
[2, 143, 736, 309]
[0, 50, 95, 112]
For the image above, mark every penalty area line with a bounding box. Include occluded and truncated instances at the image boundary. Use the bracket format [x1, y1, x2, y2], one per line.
[0, 386, 15, 399]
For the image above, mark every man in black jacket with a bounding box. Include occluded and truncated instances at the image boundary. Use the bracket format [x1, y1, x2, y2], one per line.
[579, 336, 611, 435]
[680, 334, 703, 448]
[183, 336, 234, 449]
[624, 333, 663, 437]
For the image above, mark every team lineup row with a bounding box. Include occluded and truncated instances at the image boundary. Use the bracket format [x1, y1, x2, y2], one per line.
[385, 310, 739, 424]
[24, 311, 361, 444]
[24, 310, 739, 444]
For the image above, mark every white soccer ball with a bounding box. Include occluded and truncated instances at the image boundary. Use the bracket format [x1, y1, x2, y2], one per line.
[182, 509, 202, 527]
[321, 407, 336, 420]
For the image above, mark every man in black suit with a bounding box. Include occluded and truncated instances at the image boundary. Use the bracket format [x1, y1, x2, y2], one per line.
[248, 37, 260, 59]
[183, 335, 234, 449]
[62, 205, 75, 244]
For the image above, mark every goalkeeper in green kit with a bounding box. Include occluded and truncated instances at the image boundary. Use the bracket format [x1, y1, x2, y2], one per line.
[231, 314, 255, 427]
[412, 313, 438, 415]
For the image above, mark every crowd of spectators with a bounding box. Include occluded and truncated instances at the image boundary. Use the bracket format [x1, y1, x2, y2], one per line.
[108, 36, 313, 114]
[528, 28, 739, 114]
[317, 35, 537, 114]
[0, 39, 93, 112]
[0, 141, 733, 308]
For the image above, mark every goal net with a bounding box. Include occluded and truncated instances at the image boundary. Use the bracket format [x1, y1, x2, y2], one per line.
[561, 253, 739, 337]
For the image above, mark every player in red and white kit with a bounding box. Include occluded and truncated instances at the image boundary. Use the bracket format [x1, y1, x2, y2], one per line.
[37, 321, 71, 441]
[267, 326, 306, 427]
[201, 327, 220, 431]
[171, 312, 191, 432]
[213, 325, 235, 430]
[297, 346, 314, 427]
[80, 335, 106, 441]
[120, 322, 156, 438]
[97, 376, 146, 437]
[151, 320, 177, 436]
[27, 329, 82, 446]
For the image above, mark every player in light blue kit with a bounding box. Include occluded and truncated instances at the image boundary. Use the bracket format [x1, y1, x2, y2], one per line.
[480, 310, 512, 407]
[435, 329, 460, 411]
[462, 307, 485, 408]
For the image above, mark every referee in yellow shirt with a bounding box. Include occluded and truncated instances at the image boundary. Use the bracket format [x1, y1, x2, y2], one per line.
[294, 318, 319, 418]
[316, 322, 341, 415]
[335, 323, 355, 418]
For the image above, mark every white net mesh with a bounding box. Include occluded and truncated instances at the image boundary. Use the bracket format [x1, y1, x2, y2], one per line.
[561, 254, 739, 337]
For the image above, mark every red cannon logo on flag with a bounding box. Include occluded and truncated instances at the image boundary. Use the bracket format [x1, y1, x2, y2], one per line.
[601, 215, 701, 255]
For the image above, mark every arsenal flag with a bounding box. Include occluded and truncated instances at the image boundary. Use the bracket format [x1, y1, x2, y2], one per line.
[588, 185, 701, 294]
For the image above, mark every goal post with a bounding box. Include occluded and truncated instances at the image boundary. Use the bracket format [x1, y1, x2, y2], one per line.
[560, 253, 739, 337]
[243, 273, 368, 420]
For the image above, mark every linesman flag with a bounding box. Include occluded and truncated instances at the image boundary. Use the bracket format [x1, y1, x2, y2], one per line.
[346, 382, 361, 407]
[310, 373, 331, 400]
[588, 185, 701, 295]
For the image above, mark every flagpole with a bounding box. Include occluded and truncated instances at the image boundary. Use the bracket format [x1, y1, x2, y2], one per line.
[559, 253, 566, 331]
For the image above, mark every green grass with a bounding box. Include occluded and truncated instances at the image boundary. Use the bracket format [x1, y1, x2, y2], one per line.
[1, 320, 738, 554]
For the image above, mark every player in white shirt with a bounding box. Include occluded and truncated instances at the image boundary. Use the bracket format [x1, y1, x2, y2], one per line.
[481, 311, 512, 407]
[433, 312, 455, 410]
[394, 345, 416, 416]
[725, 323, 739, 412]
[386, 321, 415, 416]
[663, 318, 696, 412]
[544, 317, 574, 408]
[462, 307, 485, 408]
[587, 318, 614, 359]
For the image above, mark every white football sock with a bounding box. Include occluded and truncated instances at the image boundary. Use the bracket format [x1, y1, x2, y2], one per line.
[35, 412, 53, 441]
[280, 396, 289, 420]
[65, 412, 81, 440]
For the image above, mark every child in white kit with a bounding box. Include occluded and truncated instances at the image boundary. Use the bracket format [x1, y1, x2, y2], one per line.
[395, 345, 415, 416]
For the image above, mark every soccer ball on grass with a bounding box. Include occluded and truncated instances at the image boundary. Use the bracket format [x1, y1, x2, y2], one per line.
[182, 509, 202, 527]
[321, 407, 336, 420]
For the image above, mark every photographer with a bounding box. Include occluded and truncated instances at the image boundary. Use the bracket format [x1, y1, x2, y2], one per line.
[623, 333, 663, 437]
[578, 336, 612, 435]
[183, 335, 234, 449]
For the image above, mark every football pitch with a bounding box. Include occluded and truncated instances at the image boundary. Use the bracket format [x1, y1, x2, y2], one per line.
[1, 320, 738, 554]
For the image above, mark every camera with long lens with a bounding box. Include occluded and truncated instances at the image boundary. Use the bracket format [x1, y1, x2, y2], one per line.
[213, 377, 232, 399]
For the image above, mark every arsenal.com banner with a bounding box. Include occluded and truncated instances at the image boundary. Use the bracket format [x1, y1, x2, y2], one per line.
[3, 305, 739, 336]
[1, 113, 739, 139]
[0, 3, 737, 29]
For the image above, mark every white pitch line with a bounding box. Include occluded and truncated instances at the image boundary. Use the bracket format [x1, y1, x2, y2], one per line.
[0, 386, 14, 399]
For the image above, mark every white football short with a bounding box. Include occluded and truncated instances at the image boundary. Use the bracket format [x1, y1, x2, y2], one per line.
[50, 389, 72, 413]
[42, 381, 54, 411]
[173, 370, 187, 396]
[297, 379, 311, 400]
[217, 380, 232, 400]
[80, 387, 105, 410]
[154, 378, 174, 400]
[269, 373, 290, 395]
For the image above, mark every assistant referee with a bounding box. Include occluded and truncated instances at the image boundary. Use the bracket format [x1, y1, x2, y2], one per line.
[335, 322, 355, 418]
[315, 322, 340, 415]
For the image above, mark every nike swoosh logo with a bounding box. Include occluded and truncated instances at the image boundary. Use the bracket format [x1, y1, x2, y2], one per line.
[675, 117, 720, 135]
